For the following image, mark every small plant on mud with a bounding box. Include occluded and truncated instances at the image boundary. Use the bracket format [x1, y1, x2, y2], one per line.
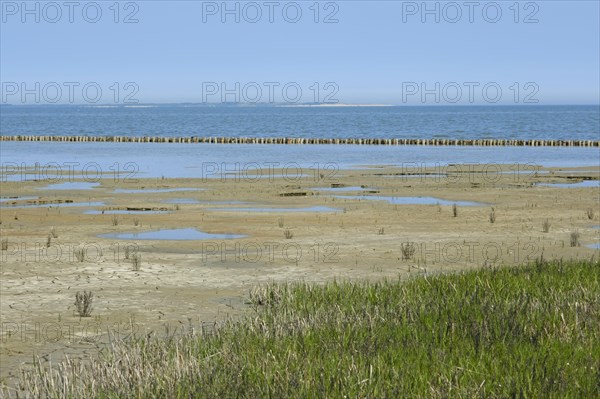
[74, 291, 94, 317]
[111, 215, 119, 226]
[452, 204, 458, 217]
[1, 238, 8, 251]
[131, 253, 142, 271]
[586, 208, 595, 220]
[400, 241, 416, 260]
[378, 227, 385, 235]
[284, 229, 294, 239]
[133, 218, 140, 226]
[50, 227, 58, 238]
[489, 207, 496, 223]
[46, 234, 52, 248]
[542, 219, 551, 233]
[74, 247, 85, 262]
[570, 231, 580, 247]
[277, 217, 284, 228]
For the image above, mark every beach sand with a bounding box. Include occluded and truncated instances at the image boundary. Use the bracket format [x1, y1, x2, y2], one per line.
[1, 163, 599, 385]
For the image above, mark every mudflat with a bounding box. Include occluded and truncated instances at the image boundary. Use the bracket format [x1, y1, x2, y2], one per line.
[1, 163, 599, 383]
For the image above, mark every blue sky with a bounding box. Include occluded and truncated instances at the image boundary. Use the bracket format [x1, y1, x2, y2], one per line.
[1, 1, 599, 104]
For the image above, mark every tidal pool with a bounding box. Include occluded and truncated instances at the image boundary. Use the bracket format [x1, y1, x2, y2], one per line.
[537, 180, 600, 188]
[332, 195, 485, 206]
[209, 206, 341, 213]
[163, 199, 250, 205]
[114, 188, 204, 194]
[84, 210, 170, 215]
[311, 186, 370, 192]
[1, 201, 106, 209]
[380, 174, 447, 179]
[39, 182, 100, 190]
[0, 196, 39, 203]
[163, 198, 201, 204]
[99, 228, 246, 241]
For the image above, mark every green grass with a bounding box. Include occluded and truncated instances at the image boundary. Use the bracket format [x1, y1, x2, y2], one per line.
[7, 258, 600, 398]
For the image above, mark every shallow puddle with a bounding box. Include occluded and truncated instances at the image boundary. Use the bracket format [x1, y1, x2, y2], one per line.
[1, 201, 106, 208]
[381, 174, 447, 179]
[332, 195, 485, 206]
[114, 188, 204, 194]
[537, 180, 600, 188]
[311, 186, 370, 192]
[209, 206, 341, 213]
[163, 199, 250, 205]
[39, 182, 100, 190]
[99, 228, 246, 241]
[163, 198, 201, 204]
[0, 196, 39, 203]
[234, 173, 310, 180]
[587, 243, 600, 249]
[84, 210, 170, 215]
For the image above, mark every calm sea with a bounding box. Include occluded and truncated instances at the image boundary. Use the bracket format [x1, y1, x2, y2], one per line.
[1, 105, 598, 140]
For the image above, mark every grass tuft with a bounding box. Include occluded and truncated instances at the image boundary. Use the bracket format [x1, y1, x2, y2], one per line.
[74, 247, 85, 262]
[131, 253, 142, 271]
[74, 291, 94, 317]
[542, 219, 551, 233]
[400, 241, 416, 260]
[570, 231, 580, 247]
[586, 207, 595, 220]
[489, 207, 496, 223]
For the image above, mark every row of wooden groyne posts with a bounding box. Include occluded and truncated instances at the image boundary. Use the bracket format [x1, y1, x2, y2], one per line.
[0, 135, 598, 147]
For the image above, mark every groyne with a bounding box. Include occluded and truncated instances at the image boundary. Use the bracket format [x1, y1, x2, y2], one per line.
[0, 136, 597, 147]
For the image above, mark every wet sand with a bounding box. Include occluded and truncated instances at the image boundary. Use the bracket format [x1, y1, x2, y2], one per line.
[1, 163, 599, 385]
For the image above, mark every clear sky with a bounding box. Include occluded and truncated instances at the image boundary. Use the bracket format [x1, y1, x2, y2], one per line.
[1, 1, 599, 105]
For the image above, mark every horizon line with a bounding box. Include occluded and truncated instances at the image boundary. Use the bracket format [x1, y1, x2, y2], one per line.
[1, 103, 599, 107]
